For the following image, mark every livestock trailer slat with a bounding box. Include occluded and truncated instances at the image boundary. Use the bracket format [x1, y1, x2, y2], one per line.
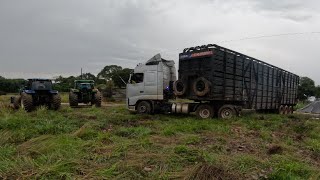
[179, 44, 299, 110]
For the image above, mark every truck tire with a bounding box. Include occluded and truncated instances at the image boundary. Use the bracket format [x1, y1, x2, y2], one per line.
[51, 94, 61, 110]
[69, 92, 78, 107]
[218, 105, 236, 119]
[279, 105, 284, 114]
[137, 101, 152, 114]
[94, 91, 102, 107]
[193, 77, 211, 97]
[196, 104, 214, 119]
[173, 80, 186, 96]
[21, 93, 34, 112]
[13, 96, 21, 109]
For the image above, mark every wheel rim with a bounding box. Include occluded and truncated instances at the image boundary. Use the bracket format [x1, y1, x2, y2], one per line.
[176, 82, 184, 92]
[221, 108, 233, 119]
[200, 108, 210, 118]
[139, 105, 147, 113]
[196, 80, 205, 92]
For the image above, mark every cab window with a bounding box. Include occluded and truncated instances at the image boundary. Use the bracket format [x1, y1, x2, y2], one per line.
[131, 73, 144, 83]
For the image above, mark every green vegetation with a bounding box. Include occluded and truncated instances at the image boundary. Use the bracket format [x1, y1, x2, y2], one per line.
[0, 101, 319, 179]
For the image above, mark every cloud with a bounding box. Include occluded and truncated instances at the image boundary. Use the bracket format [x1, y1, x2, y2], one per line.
[0, 0, 320, 84]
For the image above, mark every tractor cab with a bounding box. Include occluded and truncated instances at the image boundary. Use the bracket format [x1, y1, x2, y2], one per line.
[25, 79, 53, 91]
[74, 80, 94, 91]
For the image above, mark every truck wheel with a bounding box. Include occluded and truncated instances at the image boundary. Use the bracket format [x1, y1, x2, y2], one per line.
[13, 96, 21, 109]
[94, 91, 102, 107]
[51, 94, 61, 110]
[173, 80, 186, 96]
[196, 104, 214, 119]
[21, 93, 34, 112]
[284, 106, 289, 115]
[69, 92, 78, 107]
[218, 105, 236, 119]
[289, 106, 293, 114]
[137, 101, 152, 114]
[193, 77, 211, 97]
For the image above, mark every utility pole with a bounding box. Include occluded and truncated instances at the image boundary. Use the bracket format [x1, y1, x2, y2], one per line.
[81, 68, 83, 79]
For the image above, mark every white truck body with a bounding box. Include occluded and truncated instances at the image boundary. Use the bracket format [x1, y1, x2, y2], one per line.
[126, 54, 176, 112]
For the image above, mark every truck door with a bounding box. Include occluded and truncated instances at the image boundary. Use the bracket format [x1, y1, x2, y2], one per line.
[144, 71, 158, 96]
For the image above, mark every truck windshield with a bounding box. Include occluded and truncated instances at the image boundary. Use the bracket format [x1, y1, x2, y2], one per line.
[130, 73, 144, 84]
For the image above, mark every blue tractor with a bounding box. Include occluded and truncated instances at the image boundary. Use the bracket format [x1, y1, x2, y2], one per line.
[11, 79, 61, 112]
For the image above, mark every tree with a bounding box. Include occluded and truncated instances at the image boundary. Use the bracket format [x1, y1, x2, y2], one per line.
[298, 76, 315, 100]
[97, 65, 132, 88]
[0, 76, 5, 80]
[97, 65, 122, 81]
[79, 73, 96, 80]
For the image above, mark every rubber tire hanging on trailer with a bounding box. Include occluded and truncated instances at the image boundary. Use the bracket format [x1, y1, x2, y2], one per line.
[195, 104, 214, 119]
[218, 105, 236, 119]
[193, 77, 211, 97]
[137, 101, 152, 114]
[173, 80, 186, 96]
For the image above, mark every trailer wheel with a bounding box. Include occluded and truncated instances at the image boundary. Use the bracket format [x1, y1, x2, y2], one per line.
[284, 106, 289, 115]
[193, 77, 211, 97]
[196, 104, 214, 119]
[94, 91, 102, 107]
[173, 80, 186, 96]
[279, 105, 284, 114]
[288, 106, 293, 114]
[137, 101, 152, 114]
[218, 105, 236, 119]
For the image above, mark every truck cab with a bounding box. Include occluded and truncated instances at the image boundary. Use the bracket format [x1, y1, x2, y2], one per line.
[126, 54, 176, 113]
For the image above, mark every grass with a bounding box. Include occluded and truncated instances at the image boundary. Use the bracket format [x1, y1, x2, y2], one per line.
[0, 98, 319, 179]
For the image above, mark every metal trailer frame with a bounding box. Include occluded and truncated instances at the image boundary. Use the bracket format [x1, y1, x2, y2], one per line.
[178, 44, 299, 111]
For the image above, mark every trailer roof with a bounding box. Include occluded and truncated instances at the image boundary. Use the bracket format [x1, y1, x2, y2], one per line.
[181, 44, 299, 77]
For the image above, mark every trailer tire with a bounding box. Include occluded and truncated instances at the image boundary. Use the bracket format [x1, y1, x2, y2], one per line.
[279, 105, 284, 114]
[218, 105, 237, 119]
[284, 106, 289, 115]
[288, 106, 293, 114]
[173, 80, 186, 96]
[193, 77, 211, 97]
[137, 101, 152, 114]
[196, 104, 214, 119]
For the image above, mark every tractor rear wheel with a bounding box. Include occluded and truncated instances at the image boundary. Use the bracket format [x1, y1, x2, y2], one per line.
[51, 94, 61, 110]
[94, 91, 102, 107]
[13, 96, 21, 109]
[21, 93, 34, 112]
[69, 92, 78, 107]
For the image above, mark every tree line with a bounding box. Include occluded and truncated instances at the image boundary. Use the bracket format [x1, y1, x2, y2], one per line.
[0, 65, 132, 94]
[0, 70, 319, 101]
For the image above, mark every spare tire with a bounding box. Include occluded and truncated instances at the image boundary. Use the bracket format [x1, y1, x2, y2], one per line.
[193, 77, 211, 97]
[173, 80, 186, 96]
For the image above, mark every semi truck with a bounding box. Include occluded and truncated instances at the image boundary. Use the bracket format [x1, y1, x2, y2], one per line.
[126, 44, 299, 119]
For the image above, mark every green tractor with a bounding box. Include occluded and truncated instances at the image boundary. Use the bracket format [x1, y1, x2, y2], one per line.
[69, 80, 102, 107]
[11, 79, 61, 112]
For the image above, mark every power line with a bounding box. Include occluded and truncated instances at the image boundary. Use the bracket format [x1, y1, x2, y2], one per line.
[219, 31, 320, 43]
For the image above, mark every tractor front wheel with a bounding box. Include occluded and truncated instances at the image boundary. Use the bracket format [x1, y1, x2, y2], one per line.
[21, 93, 34, 112]
[94, 91, 102, 107]
[51, 94, 61, 110]
[69, 92, 78, 107]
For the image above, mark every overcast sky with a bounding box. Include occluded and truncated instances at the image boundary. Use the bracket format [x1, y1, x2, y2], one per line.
[1, 0, 320, 83]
